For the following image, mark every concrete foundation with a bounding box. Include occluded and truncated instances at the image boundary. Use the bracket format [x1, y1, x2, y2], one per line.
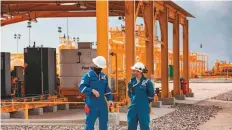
[69, 104, 85, 109]
[58, 104, 69, 110]
[152, 101, 162, 108]
[94, 112, 120, 128]
[119, 106, 128, 113]
[1, 113, 10, 119]
[109, 113, 120, 125]
[29, 108, 43, 115]
[10, 111, 25, 118]
[160, 97, 175, 105]
[186, 93, 194, 97]
[175, 95, 186, 100]
[44, 106, 57, 113]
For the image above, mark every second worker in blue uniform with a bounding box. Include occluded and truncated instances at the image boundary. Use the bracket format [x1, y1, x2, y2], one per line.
[127, 62, 155, 130]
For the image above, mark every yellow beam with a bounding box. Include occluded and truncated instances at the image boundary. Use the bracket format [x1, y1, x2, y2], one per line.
[159, 7, 169, 98]
[96, 1, 109, 74]
[143, 1, 154, 79]
[183, 19, 189, 91]
[125, 1, 135, 100]
[173, 13, 180, 95]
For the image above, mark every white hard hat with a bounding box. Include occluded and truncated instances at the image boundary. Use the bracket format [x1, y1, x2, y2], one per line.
[92, 56, 107, 68]
[131, 62, 145, 72]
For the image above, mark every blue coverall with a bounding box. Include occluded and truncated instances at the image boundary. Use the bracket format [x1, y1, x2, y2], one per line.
[78, 69, 113, 130]
[127, 75, 154, 130]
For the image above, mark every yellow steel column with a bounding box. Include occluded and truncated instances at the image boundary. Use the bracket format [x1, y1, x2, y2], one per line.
[159, 7, 169, 98]
[143, 1, 154, 79]
[183, 19, 189, 91]
[125, 1, 135, 99]
[173, 13, 180, 96]
[96, 0, 109, 74]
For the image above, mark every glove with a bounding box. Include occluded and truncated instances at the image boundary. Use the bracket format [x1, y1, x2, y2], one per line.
[84, 105, 90, 114]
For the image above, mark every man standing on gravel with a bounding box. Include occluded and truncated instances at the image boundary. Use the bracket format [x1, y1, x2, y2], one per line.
[78, 56, 113, 130]
[127, 62, 155, 130]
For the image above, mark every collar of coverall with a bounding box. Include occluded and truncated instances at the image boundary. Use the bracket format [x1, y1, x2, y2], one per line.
[135, 74, 146, 83]
[89, 68, 104, 77]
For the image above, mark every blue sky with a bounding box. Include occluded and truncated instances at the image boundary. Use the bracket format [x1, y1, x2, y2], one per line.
[1, 1, 232, 69]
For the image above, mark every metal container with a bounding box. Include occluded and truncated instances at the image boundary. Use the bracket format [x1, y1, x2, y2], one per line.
[60, 77, 82, 88]
[60, 63, 93, 77]
[60, 49, 97, 64]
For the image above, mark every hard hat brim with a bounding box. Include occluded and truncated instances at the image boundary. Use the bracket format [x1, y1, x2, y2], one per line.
[92, 58, 107, 68]
[131, 66, 142, 72]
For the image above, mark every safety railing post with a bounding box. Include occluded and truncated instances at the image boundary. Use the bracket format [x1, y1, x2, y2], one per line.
[25, 103, 29, 120]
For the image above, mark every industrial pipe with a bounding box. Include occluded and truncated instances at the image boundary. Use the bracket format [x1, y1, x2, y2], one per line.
[110, 52, 118, 94]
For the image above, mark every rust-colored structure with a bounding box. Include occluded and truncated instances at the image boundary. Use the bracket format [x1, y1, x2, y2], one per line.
[1, 1, 194, 100]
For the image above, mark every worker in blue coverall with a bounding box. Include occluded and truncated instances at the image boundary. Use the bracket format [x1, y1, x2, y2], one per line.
[78, 56, 113, 130]
[127, 62, 155, 130]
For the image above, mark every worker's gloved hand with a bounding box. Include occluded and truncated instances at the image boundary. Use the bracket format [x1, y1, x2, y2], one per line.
[84, 105, 90, 114]
[92, 89, 100, 97]
[108, 101, 113, 107]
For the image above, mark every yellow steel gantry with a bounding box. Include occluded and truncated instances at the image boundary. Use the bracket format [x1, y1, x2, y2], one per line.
[2, 1, 195, 101]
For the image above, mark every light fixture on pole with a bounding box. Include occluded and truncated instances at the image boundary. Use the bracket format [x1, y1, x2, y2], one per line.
[27, 20, 32, 47]
[58, 27, 62, 44]
[14, 33, 21, 54]
[73, 37, 80, 47]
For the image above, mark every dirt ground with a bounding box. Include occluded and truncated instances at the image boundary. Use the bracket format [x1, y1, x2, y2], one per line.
[197, 100, 232, 130]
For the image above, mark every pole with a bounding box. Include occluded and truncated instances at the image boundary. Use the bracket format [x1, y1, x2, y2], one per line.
[115, 53, 118, 94]
[67, 18, 69, 44]
[17, 38, 19, 53]
[29, 28, 31, 47]
[41, 46, 43, 95]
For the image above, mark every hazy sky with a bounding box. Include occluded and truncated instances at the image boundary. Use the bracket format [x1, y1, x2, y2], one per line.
[1, 1, 232, 69]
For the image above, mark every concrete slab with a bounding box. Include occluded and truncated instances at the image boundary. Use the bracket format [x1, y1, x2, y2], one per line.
[29, 108, 43, 115]
[44, 106, 57, 113]
[152, 101, 162, 108]
[109, 112, 120, 125]
[160, 97, 175, 105]
[175, 95, 186, 100]
[154, 83, 232, 103]
[95, 112, 120, 126]
[58, 104, 69, 110]
[3, 107, 176, 125]
[186, 93, 194, 97]
[119, 106, 128, 113]
[175, 98, 202, 105]
[1, 113, 10, 119]
[10, 111, 25, 119]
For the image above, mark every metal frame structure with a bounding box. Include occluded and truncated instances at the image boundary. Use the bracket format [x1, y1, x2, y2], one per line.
[1, 1, 194, 100]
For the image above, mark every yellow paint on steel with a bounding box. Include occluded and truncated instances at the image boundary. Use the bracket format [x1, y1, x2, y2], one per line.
[125, 1, 135, 103]
[173, 13, 180, 96]
[183, 19, 189, 92]
[96, 0, 109, 74]
[143, 1, 154, 79]
[159, 7, 169, 98]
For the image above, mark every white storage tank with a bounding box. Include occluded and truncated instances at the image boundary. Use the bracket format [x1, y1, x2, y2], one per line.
[59, 49, 97, 88]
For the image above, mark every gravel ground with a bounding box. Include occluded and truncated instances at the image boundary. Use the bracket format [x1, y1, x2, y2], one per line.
[1, 125, 127, 130]
[151, 104, 221, 130]
[211, 90, 232, 101]
[1, 104, 221, 130]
